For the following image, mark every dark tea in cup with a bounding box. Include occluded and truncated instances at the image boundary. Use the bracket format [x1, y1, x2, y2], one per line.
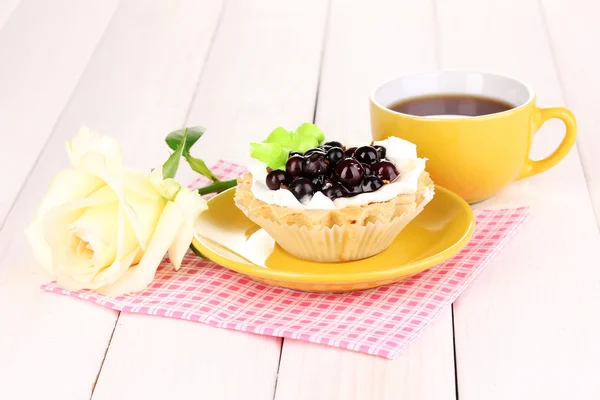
[388, 94, 514, 117]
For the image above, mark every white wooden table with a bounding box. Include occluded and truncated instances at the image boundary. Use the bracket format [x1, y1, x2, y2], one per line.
[1, 1, 599, 399]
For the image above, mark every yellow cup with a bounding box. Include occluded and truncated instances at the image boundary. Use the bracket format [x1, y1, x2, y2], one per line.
[370, 71, 577, 203]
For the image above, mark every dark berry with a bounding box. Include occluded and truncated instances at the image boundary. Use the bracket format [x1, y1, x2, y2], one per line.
[334, 158, 365, 186]
[288, 178, 316, 203]
[289, 151, 302, 157]
[326, 147, 344, 166]
[344, 147, 357, 157]
[373, 145, 386, 160]
[286, 155, 304, 178]
[344, 183, 363, 197]
[325, 141, 343, 148]
[312, 175, 327, 190]
[361, 175, 384, 192]
[303, 152, 330, 177]
[304, 148, 324, 156]
[361, 163, 373, 176]
[265, 169, 288, 190]
[374, 161, 399, 181]
[354, 146, 379, 164]
[322, 183, 348, 200]
[320, 145, 332, 151]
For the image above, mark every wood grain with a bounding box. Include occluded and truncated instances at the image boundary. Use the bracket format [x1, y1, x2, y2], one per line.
[437, 0, 600, 398]
[185, 0, 328, 168]
[93, 1, 328, 399]
[274, 1, 457, 399]
[0, 0, 119, 224]
[0, 0, 20, 30]
[540, 0, 600, 221]
[1, 1, 599, 398]
[275, 311, 455, 400]
[93, 315, 282, 400]
[0, 1, 223, 399]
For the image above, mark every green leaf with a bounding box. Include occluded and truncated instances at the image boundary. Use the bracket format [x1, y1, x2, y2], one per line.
[289, 133, 318, 153]
[162, 128, 187, 179]
[264, 127, 293, 147]
[185, 154, 220, 182]
[165, 126, 206, 154]
[250, 142, 288, 169]
[296, 122, 325, 143]
[249, 123, 326, 166]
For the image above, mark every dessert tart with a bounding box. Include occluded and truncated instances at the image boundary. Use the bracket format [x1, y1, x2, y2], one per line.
[234, 123, 434, 262]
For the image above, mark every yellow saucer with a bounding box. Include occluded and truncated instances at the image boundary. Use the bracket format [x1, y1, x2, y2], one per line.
[192, 186, 475, 292]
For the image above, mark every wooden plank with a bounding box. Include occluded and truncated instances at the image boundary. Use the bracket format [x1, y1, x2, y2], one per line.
[185, 0, 328, 167]
[92, 1, 328, 399]
[437, 0, 600, 398]
[0, 1, 224, 399]
[93, 315, 282, 400]
[274, 1, 457, 399]
[313, 0, 439, 139]
[540, 0, 600, 220]
[0, 0, 119, 224]
[0, 0, 20, 30]
[275, 311, 455, 400]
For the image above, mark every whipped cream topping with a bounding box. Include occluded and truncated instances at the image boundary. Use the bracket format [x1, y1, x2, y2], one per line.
[248, 137, 427, 210]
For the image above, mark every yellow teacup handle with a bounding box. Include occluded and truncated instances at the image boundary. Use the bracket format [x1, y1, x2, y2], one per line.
[518, 107, 577, 179]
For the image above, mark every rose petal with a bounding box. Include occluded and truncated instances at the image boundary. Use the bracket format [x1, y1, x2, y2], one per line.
[66, 126, 122, 171]
[35, 168, 105, 217]
[97, 201, 183, 297]
[42, 194, 115, 279]
[122, 170, 166, 250]
[61, 230, 95, 274]
[55, 248, 138, 291]
[123, 170, 164, 201]
[149, 168, 181, 201]
[65, 129, 150, 252]
[88, 205, 140, 288]
[24, 169, 104, 272]
[68, 186, 120, 271]
[74, 149, 150, 252]
[59, 203, 141, 290]
[168, 188, 208, 270]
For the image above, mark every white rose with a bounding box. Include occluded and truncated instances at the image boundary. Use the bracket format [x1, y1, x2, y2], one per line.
[25, 126, 208, 296]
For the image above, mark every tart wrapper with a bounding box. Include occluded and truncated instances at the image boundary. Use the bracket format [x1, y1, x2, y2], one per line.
[234, 171, 434, 262]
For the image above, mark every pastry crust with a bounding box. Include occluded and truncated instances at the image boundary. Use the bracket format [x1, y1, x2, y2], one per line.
[234, 171, 434, 228]
[234, 171, 434, 262]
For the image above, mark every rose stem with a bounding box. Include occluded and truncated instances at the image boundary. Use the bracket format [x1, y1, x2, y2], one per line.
[196, 179, 237, 195]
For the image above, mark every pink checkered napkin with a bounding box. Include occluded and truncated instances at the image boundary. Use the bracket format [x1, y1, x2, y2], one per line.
[42, 161, 528, 359]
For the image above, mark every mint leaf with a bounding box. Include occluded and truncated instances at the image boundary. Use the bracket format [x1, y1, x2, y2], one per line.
[296, 122, 325, 143]
[185, 154, 219, 182]
[166, 126, 205, 154]
[250, 142, 288, 169]
[249, 123, 325, 166]
[264, 127, 293, 147]
[163, 129, 187, 179]
[289, 133, 318, 153]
